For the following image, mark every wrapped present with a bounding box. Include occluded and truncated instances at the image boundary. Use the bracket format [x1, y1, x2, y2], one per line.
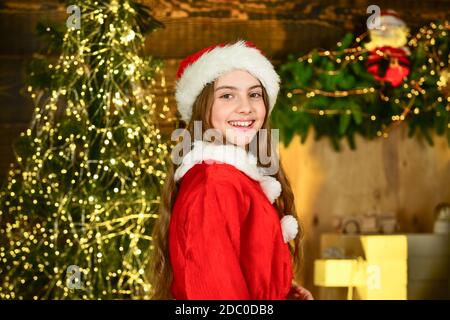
[315, 233, 450, 299]
[314, 259, 366, 287]
[315, 234, 408, 300]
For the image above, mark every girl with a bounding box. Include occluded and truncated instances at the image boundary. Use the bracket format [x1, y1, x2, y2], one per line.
[149, 40, 312, 300]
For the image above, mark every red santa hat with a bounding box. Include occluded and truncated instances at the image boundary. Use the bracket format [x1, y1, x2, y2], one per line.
[175, 40, 280, 123]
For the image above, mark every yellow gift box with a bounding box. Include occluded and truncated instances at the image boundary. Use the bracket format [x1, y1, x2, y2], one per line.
[314, 259, 407, 288]
[314, 259, 366, 287]
[357, 285, 407, 300]
[360, 235, 408, 261]
[314, 259, 407, 300]
[320, 234, 408, 261]
[315, 234, 408, 299]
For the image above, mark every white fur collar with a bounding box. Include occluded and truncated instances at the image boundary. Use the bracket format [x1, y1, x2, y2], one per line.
[174, 140, 282, 204]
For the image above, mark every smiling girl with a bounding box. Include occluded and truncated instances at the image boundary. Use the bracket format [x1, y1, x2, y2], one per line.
[149, 40, 311, 300]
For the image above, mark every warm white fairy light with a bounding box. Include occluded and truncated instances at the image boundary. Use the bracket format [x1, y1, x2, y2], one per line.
[286, 20, 450, 140]
[0, 0, 172, 300]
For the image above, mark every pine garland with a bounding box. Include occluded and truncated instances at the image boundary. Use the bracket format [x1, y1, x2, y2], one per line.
[271, 21, 450, 151]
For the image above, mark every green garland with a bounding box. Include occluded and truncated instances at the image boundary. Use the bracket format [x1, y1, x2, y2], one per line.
[271, 21, 450, 151]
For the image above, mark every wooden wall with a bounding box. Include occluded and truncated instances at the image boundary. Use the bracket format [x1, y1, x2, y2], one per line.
[280, 125, 450, 296]
[1, 0, 450, 298]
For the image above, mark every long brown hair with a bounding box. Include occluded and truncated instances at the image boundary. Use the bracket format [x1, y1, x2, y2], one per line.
[148, 81, 304, 299]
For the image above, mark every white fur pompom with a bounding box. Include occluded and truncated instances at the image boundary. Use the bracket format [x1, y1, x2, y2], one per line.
[259, 176, 282, 204]
[281, 215, 298, 243]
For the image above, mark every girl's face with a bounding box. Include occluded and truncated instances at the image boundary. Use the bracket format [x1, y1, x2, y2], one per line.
[211, 70, 266, 147]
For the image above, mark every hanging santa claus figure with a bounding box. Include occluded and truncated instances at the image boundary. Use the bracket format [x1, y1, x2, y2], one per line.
[365, 10, 411, 87]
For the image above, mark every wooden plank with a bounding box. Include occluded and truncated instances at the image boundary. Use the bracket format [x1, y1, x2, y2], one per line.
[144, 18, 347, 60]
[143, 0, 450, 21]
[408, 257, 450, 281]
[407, 234, 450, 257]
[1, 0, 450, 57]
[0, 57, 34, 123]
[142, 0, 450, 58]
[0, 4, 63, 55]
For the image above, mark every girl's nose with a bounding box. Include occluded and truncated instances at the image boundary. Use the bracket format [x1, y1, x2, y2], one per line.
[236, 97, 253, 114]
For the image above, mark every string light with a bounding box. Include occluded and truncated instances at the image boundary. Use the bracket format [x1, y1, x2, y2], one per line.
[278, 20, 450, 143]
[0, 0, 172, 300]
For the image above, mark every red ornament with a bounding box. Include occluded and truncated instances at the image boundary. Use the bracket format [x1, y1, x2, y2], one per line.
[366, 46, 410, 87]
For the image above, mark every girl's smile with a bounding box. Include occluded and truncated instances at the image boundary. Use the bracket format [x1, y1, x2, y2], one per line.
[227, 119, 256, 130]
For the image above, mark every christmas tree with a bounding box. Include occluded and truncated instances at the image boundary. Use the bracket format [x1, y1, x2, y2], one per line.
[0, 0, 170, 299]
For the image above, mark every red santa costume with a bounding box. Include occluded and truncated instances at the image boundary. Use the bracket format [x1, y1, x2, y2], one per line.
[168, 40, 299, 300]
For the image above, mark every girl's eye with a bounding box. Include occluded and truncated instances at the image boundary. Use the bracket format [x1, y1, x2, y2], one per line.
[220, 93, 233, 99]
[219, 92, 261, 99]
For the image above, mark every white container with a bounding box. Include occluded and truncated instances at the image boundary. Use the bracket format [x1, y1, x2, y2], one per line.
[434, 205, 450, 234]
